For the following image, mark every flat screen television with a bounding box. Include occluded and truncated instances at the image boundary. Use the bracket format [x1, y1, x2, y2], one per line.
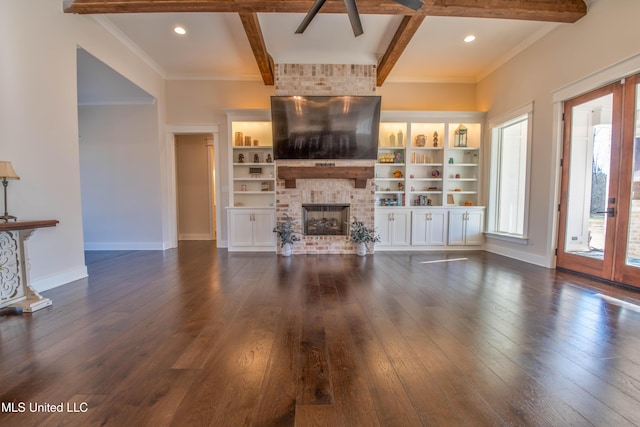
[271, 95, 381, 160]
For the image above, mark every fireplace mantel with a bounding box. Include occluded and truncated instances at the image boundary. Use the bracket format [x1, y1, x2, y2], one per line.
[277, 166, 374, 189]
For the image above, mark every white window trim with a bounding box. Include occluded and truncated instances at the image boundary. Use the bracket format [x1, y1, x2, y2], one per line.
[487, 102, 534, 243]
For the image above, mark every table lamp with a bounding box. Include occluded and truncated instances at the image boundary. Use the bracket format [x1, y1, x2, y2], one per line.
[0, 161, 20, 222]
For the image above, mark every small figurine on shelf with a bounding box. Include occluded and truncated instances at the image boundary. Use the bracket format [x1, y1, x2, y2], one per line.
[397, 129, 404, 147]
[238, 153, 245, 163]
[389, 132, 396, 147]
[394, 150, 404, 163]
[254, 153, 260, 163]
[266, 153, 273, 163]
[433, 131, 439, 147]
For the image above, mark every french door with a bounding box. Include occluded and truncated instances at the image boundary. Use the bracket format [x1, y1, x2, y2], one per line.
[557, 74, 640, 287]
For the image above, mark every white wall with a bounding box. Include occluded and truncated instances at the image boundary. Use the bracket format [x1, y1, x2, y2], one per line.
[477, 0, 640, 267]
[0, 0, 167, 291]
[79, 104, 164, 249]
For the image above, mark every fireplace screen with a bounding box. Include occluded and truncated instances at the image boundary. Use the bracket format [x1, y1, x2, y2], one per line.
[302, 204, 350, 236]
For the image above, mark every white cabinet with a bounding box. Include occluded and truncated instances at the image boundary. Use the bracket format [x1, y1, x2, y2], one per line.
[227, 208, 276, 251]
[412, 209, 447, 246]
[375, 209, 411, 246]
[448, 208, 484, 246]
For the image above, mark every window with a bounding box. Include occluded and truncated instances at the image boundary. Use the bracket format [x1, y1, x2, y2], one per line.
[487, 103, 533, 242]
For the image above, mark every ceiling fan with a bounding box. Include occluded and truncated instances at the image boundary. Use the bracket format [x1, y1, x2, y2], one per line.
[295, 0, 424, 37]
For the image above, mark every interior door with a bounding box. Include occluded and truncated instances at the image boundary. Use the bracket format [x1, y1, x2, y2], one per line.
[557, 82, 623, 280]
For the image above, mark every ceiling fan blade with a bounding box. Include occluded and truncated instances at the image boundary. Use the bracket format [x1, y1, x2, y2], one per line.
[295, 0, 328, 34]
[393, 0, 424, 11]
[344, 0, 363, 37]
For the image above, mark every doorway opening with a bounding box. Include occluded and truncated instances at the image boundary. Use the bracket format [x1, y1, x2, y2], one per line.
[175, 134, 216, 241]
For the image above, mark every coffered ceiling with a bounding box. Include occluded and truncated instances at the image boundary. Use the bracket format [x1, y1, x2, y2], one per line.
[65, 0, 588, 86]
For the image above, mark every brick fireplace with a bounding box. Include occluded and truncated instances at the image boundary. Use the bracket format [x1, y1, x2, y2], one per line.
[274, 64, 377, 254]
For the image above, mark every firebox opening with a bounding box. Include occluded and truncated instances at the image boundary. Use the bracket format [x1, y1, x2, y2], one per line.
[302, 204, 350, 236]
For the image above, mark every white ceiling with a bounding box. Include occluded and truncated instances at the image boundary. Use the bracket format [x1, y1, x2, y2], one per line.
[77, 11, 568, 102]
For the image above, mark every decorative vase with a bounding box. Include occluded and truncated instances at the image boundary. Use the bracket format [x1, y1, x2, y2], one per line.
[281, 243, 292, 257]
[356, 242, 367, 256]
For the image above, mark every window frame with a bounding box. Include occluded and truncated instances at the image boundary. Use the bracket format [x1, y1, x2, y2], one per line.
[486, 103, 534, 244]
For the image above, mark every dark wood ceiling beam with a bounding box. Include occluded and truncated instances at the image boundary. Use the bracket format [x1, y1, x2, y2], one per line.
[376, 14, 425, 86]
[426, 0, 586, 23]
[64, 0, 587, 23]
[238, 13, 274, 85]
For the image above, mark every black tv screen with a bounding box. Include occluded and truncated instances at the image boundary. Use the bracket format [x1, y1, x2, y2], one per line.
[271, 95, 381, 160]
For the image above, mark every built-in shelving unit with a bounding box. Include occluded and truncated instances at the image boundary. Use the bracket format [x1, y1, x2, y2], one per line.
[225, 110, 277, 252]
[375, 112, 484, 208]
[227, 111, 276, 208]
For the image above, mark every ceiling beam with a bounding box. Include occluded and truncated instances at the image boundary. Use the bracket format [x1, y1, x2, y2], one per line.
[64, 0, 587, 23]
[377, 14, 425, 86]
[238, 13, 275, 85]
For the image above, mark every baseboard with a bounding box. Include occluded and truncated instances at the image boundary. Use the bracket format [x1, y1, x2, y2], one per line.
[84, 242, 166, 251]
[484, 241, 552, 268]
[32, 266, 88, 293]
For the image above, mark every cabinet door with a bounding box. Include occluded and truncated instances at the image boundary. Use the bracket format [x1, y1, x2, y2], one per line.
[375, 211, 393, 246]
[228, 211, 255, 247]
[448, 210, 466, 246]
[465, 210, 484, 246]
[428, 210, 447, 246]
[411, 211, 430, 245]
[252, 210, 276, 247]
[391, 210, 411, 246]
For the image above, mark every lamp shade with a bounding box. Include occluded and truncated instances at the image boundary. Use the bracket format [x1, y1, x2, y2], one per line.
[0, 161, 19, 180]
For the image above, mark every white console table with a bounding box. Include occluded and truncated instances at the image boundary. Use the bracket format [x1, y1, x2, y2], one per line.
[0, 220, 58, 313]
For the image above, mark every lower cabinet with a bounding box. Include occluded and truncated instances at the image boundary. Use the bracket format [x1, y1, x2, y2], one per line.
[375, 209, 412, 247]
[447, 208, 484, 246]
[227, 208, 276, 251]
[412, 210, 447, 246]
[374, 206, 484, 250]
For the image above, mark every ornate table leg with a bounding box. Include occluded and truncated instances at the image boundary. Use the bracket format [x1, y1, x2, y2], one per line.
[0, 228, 52, 313]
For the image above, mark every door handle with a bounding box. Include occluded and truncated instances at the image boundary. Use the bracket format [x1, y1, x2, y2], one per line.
[595, 207, 615, 217]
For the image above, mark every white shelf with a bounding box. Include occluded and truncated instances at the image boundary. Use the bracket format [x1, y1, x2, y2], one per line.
[234, 191, 276, 195]
[232, 146, 272, 149]
[234, 178, 276, 181]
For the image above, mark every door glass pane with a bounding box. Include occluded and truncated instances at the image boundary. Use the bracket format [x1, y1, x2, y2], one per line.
[626, 83, 640, 267]
[565, 94, 613, 260]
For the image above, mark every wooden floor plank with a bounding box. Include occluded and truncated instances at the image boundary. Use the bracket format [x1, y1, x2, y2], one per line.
[2, 243, 640, 426]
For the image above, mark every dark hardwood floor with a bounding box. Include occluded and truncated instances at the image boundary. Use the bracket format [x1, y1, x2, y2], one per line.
[2, 242, 640, 426]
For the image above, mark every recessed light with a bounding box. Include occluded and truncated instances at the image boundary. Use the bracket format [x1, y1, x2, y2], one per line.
[464, 35, 476, 43]
[174, 26, 186, 35]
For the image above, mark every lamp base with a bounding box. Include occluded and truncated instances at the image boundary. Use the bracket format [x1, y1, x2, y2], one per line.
[0, 214, 17, 223]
